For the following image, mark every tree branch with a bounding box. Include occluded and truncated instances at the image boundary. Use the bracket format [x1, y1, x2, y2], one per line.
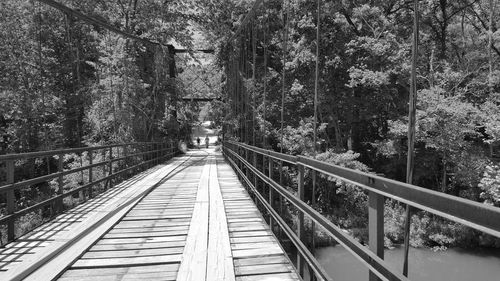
[340, 8, 360, 36]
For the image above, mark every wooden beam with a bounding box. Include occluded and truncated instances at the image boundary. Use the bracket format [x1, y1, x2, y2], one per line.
[177, 157, 210, 281]
[207, 158, 235, 280]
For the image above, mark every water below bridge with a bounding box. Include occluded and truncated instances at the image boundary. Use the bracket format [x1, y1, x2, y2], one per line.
[316, 245, 500, 281]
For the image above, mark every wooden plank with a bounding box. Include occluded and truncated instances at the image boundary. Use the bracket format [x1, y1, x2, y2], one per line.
[121, 214, 192, 220]
[176, 157, 211, 281]
[103, 230, 188, 238]
[227, 218, 263, 223]
[107, 225, 189, 233]
[58, 271, 177, 281]
[235, 263, 294, 276]
[232, 247, 284, 259]
[229, 225, 267, 232]
[71, 254, 182, 268]
[90, 241, 185, 251]
[229, 231, 272, 237]
[61, 264, 179, 277]
[207, 158, 235, 281]
[114, 219, 191, 228]
[231, 242, 278, 250]
[236, 273, 299, 281]
[82, 247, 184, 259]
[97, 235, 186, 245]
[233, 256, 289, 267]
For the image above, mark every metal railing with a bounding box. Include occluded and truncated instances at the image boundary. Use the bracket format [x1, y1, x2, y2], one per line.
[0, 142, 179, 245]
[223, 140, 500, 281]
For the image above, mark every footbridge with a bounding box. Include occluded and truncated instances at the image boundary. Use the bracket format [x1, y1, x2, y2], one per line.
[1, 0, 500, 280]
[1, 142, 499, 281]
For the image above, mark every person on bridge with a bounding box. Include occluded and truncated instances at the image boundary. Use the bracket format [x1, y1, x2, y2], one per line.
[205, 135, 209, 148]
[196, 137, 201, 149]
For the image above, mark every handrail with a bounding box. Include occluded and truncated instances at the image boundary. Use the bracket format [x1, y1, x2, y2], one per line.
[223, 140, 500, 281]
[0, 142, 179, 245]
[298, 156, 500, 237]
[0, 146, 177, 193]
[224, 153, 333, 281]
[0, 142, 163, 161]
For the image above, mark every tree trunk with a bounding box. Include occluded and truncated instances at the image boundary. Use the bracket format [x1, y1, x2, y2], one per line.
[441, 156, 447, 193]
[438, 0, 448, 59]
[347, 128, 353, 151]
[332, 114, 343, 150]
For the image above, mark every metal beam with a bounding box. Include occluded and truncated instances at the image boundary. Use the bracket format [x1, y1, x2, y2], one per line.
[180, 97, 220, 102]
[228, 0, 265, 42]
[36, 0, 159, 46]
[174, 49, 215, 54]
[36, 1, 215, 52]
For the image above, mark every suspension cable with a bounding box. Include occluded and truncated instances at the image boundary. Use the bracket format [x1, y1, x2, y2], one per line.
[244, 25, 249, 144]
[403, 0, 420, 277]
[262, 1, 268, 148]
[311, 0, 322, 262]
[36, 1, 49, 150]
[252, 18, 257, 146]
[313, 0, 320, 157]
[280, 0, 290, 154]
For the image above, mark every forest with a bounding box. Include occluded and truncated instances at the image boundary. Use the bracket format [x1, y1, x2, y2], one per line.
[1, 0, 499, 249]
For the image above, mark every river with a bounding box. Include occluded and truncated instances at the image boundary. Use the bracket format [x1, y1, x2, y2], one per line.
[315, 245, 500, 281]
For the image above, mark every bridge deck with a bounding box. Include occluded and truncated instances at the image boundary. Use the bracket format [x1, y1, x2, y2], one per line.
[0, 150, 299, 281]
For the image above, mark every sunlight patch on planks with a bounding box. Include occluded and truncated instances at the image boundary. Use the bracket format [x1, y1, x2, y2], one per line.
[0, 156, 189, 280]
[56, 152, 205, 281]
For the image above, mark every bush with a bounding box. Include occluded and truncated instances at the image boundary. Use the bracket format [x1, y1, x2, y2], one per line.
[479, 165, 500, 207]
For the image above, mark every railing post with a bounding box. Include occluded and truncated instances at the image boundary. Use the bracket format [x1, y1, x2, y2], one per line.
[122, 145, 127, 177]
[297, 163, 305, 277]
[253, 151, 257, 191]
[310, 170, 317, 281]
[102, 149, 107, 190]
[245, 148, 251, 185]
[154, 143, 158, 165]
[158, 143, 162, 163]
[268, 158, 274, 229]
[57, 153, 64, 213]
[88, 150, 93, 198]
[6, 160, 15, 242]
[369, 191, 384, 281]
[279, 160, 284, 239]
[149, 143, 153, 168]
[108, 147, 113, 188]
[160, 143, 164, 162]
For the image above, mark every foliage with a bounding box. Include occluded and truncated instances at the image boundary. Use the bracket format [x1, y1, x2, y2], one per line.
[205, 0, 500, 249]
[479, 165, 500, 207]
[1, 0, 500, 250]
[279, 118, 327, 155]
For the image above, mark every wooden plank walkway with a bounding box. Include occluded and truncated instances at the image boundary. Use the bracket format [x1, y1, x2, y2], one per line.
[0, 150, 299, 281]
